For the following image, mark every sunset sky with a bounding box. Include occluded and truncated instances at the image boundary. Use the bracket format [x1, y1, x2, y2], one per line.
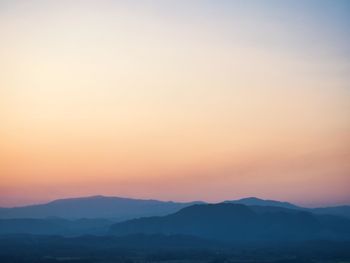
[1, 0, 349, 207]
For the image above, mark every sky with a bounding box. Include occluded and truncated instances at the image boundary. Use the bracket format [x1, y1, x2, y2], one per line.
[0, 0, 349, 207]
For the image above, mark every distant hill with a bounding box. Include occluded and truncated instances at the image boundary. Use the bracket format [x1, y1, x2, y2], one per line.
[1, 195, 349, 221]
[227, 197, 350, 219]
[110, 203, 350, 242]
[0, 196, 203, 220]
[226, 197, 301, 209]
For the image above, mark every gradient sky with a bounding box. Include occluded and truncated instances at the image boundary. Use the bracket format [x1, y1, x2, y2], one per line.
[1, 0, 349, 207]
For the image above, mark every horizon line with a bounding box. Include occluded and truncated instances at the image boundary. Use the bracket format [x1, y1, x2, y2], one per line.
[1, 194, 349, 209]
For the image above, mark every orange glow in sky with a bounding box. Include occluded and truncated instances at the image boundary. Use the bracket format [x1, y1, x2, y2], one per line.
[1, 0, 349, 207]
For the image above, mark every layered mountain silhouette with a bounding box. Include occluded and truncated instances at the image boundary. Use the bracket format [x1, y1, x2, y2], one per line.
[110, 203, 350, 242]
[1, 196, 350, 246]
[0, 195, 202, 220]
[1, 196, 349, 220]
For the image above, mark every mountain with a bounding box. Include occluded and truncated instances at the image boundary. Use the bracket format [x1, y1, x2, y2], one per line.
[110, 203, 350, 242]
[1, 195, 349, 221]
[227, 197, 301, 209]
[227, 197, 350, 219]
[0, 196, 203, 220]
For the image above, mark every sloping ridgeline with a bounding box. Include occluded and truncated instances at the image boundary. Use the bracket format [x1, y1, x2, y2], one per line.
[110, 203, 350, 242]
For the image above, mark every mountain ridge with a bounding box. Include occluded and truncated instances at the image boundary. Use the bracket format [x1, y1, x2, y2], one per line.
[226, 197, 302, 209]
[0, 195, 204, 220]
[1, 195, 349, 219]
[110, 202, 350, 242]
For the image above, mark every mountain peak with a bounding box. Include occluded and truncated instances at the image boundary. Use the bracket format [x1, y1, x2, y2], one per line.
[226, 197, 300, 209]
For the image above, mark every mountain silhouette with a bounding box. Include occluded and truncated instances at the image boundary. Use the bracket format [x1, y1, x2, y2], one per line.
[227, 197, 350, 219]
[0, 196, 202, 220]
[110, 203, 350, 242]
[1, 195, 349, 221]
[227, 197, 301, 209]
